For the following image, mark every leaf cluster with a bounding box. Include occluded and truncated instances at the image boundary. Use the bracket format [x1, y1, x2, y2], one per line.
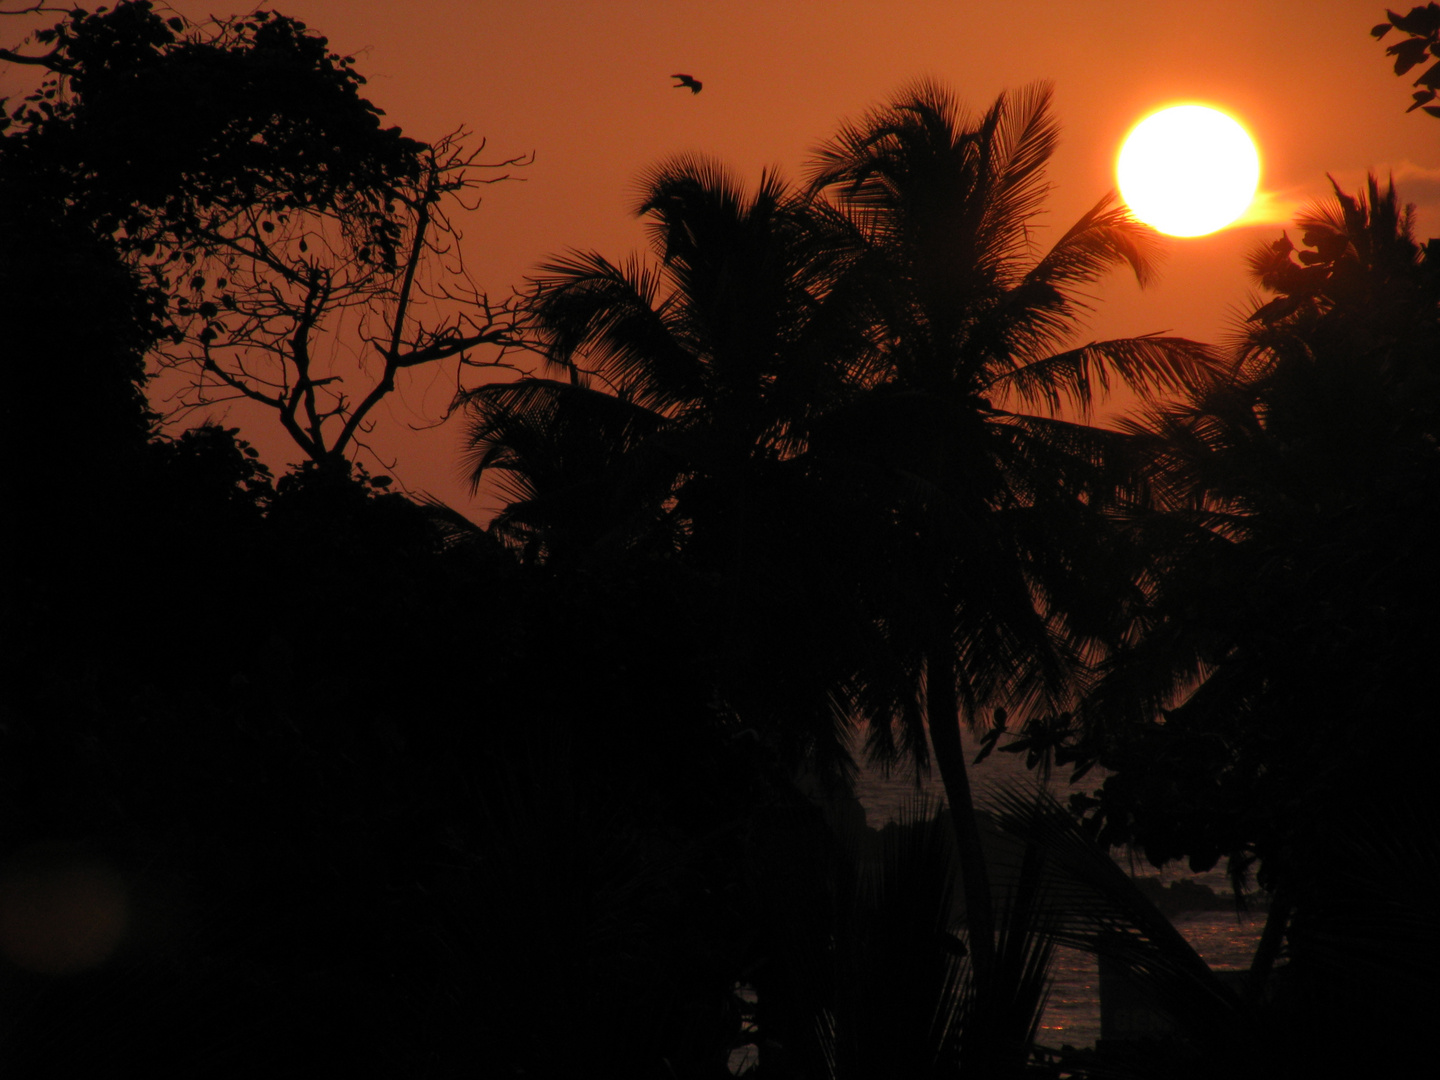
[2, 1, 531, 469]
[1052, 174, 1440, 899]
[6, 3, 423, 249]
[1371, 4, 1440, 115]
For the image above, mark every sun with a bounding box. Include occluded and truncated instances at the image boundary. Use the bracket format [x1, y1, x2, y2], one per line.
[1117, 105, 1260, 237]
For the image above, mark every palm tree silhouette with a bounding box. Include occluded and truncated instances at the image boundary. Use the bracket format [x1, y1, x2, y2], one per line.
[462, 154, 857, 553]
[464, 85, 1218, 980]
[804, 80, 1218, 977]
[460, 155, 873, 773]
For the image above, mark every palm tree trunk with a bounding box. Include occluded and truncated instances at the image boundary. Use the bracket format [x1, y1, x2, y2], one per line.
[1246, 888, 1290, 1005]
[926, 642, 997, 979]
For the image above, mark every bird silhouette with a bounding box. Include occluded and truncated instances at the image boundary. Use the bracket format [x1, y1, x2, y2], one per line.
[671, 73, 702, 94]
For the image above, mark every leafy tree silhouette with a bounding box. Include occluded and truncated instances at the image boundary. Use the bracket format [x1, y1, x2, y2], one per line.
[1045, 174, 1440, 1076]
[1372, 4, 1440, 116]
[0, 111, 164, 513]
[4, 7, 797, 1076]
[2, 1, 530, 469]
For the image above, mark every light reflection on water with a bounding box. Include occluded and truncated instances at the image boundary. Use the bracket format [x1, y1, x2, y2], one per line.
[1035, 912, 1266, 1048]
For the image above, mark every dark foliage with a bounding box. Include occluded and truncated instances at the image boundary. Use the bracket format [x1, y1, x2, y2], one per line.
[3, 2, 527, 467]
[0, 9, 754, 1075]
[1009, 175, 1440, 1076]
[5, 3, 422, 257]
[1078, 175, 1440, 883]
[1371, 3, 1440, 116]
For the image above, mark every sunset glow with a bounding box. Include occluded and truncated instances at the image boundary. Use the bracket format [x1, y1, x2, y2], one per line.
[4, 3, 1439, 1073]
[1117, 105, 1260, 237]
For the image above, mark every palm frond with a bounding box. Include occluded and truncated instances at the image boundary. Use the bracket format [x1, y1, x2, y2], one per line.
[1030, 190, 1165, 291]
[975, 80, 1060, 276]
[457, 376, 673, 557]
[984, 334, 1221, 418]
[529, 249, 704, 412]
[460, 376, 655, 488]
[991, 193, 1168, 358]
[635, 153, 789, 270]
[984, 412, 1148, 501]
[958, 832, 1058, 1074]
[988, 787, 1261, 1059]
[1113, 387, 1271, 517]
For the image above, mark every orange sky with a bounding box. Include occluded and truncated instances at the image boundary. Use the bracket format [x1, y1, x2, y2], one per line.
[6, 0, 1437, 517]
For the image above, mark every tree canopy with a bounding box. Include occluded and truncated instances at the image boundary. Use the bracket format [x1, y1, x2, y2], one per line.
[2, 1, 529, 470]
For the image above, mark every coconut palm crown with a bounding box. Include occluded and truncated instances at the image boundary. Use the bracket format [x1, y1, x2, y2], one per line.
[804, 79, 1220, 975]
[459, 155, 882, 785]
[460, 155, 867, 565]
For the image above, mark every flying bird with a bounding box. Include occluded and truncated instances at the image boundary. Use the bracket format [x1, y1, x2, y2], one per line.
[671, 73, 702, 94]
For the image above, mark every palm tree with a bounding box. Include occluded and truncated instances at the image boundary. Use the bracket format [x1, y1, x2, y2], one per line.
[804, 80, 1219, 976]
[459, 155, 875, 774]
[462, 154, 863, 550]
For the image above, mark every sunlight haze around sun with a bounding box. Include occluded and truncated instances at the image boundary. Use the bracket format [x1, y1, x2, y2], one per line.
[1117, 105, 1261, 237]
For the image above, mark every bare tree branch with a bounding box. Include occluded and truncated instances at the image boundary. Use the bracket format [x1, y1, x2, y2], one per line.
[145, 128, 533, 467]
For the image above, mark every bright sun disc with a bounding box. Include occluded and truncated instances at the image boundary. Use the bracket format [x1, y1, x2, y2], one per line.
[1117, 105, 1259, 237]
